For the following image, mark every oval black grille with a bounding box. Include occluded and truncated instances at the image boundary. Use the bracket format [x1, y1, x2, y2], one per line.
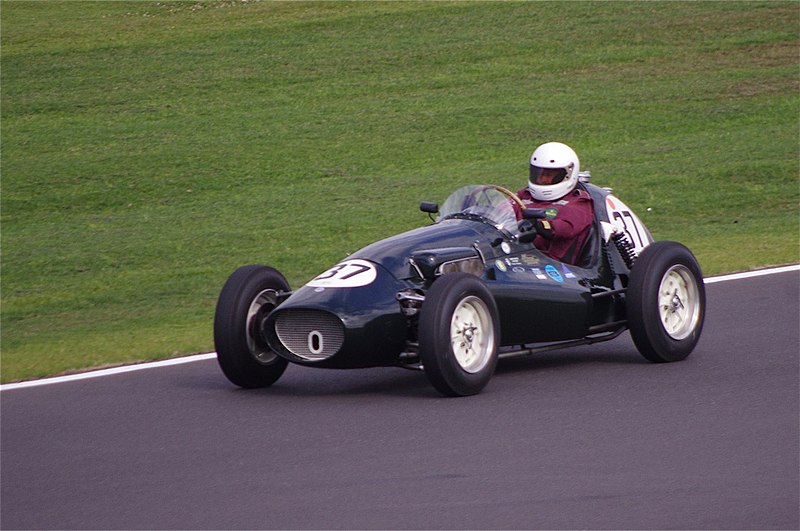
[274, 309, 344, 361]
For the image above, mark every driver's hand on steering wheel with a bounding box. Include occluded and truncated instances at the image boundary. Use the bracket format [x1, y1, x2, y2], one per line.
[519, 219, 554, 240]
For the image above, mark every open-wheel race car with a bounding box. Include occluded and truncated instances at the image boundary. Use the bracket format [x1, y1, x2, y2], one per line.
[214, 178, 705, 396]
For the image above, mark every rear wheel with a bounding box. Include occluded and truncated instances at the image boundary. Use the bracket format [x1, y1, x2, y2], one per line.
[627, 241, 705, 362]
[214, 265, 290, 388]
[418, 273, 500, 396]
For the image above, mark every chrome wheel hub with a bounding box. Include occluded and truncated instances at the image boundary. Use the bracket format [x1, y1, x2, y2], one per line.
[450, 296, 495, 373]
[246, 289, 280, 365]
[658, 265, 701, 340]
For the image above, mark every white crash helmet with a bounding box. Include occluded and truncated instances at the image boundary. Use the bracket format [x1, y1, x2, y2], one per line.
[527, 142, 580, 201]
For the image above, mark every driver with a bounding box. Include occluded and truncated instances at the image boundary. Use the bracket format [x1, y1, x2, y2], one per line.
[516, 142, 594, 265]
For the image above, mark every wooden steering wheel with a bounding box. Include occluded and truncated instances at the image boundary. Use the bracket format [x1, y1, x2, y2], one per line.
[486, 185, 527, 211]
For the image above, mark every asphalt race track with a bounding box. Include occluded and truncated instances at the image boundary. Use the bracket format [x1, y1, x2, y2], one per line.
[2, 270, 798, 530]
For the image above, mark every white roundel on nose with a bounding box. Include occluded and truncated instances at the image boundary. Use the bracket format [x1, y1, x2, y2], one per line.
[308, 259, 378, 288]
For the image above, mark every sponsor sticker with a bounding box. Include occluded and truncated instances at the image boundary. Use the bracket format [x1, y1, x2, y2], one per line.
[561, 265, 576, 279]
[495, 259, 508, 272]
[519, 253, 543, 266]
[545, 264, 564, 283]
[531, 268, 548, 280]
[544, 207, 559, 219]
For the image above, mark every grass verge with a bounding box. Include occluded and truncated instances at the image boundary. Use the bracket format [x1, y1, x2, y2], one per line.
[2, 1, 798, 382]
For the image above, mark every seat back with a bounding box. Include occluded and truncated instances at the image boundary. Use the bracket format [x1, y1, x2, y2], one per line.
[575, 218, 600, 268]
[572, 181, 607, 268]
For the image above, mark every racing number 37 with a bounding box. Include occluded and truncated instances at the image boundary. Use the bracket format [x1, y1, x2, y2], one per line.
[613, 210, 646, 248]
[606, 195, 650, 253]
[316, 263, 370, 281]
[307, 259, 378, 288]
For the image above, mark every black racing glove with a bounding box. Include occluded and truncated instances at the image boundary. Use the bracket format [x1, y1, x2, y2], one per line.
[518, 219, 535, 234]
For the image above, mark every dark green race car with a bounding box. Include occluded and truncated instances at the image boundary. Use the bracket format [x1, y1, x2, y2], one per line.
[214, 181, 705, 396]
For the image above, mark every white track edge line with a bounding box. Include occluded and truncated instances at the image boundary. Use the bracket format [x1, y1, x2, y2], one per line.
[702, 264, 799, 283]
[2, 264, 798, 392]
[1, 353, 217, 391]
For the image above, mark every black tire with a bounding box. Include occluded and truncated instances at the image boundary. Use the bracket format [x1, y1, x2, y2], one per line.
[418, 273, 500, 396]
[214, 265, 290, 388]
[627, 241, 705, 363]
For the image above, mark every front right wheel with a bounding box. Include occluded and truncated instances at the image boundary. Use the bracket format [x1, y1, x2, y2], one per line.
[626, 241, 706, 363]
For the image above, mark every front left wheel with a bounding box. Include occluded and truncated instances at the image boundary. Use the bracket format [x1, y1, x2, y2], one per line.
[418, 273, 500, 397]
[214, 265, 290, 388]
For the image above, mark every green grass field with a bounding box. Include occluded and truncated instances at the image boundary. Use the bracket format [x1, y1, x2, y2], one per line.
[2, 1, 798, 382]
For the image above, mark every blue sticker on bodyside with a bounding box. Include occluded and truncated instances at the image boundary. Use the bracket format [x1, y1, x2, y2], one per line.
[545, 264, 564, 283]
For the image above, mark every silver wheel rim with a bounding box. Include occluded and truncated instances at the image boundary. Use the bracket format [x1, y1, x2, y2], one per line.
[450, 295, 495, 373]
[246, 289, 279, 365]
[658, 265, 701, 340]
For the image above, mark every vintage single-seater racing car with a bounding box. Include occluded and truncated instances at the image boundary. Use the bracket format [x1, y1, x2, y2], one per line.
[214, 178, 705, 396]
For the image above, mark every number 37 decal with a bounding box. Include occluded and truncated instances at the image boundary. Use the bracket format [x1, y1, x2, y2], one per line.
[308, 259, 378, 288]
[604, 195, 651, 254]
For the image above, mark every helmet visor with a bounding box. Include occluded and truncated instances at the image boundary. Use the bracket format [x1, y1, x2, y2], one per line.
[530, 165, 568, 186]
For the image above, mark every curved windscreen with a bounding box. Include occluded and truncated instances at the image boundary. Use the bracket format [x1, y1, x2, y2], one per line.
[437, 185, 521, 234]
